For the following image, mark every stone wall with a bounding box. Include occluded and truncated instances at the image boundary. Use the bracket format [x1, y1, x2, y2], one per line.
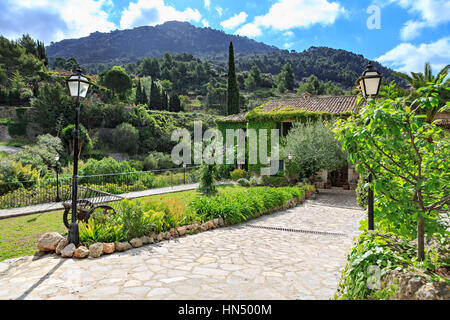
[0, 125, 11, 141]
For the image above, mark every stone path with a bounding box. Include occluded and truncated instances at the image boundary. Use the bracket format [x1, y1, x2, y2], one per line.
[0, 145, 22, 154]
[0, 188, 365, 300]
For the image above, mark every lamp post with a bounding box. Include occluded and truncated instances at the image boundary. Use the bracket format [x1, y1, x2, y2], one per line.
[288, 153, 293, 183]
[54, 153, 60, 202]
[66, 69, 91, 246]
[358, 62, 383, 231]
[183, 163, 187, 185]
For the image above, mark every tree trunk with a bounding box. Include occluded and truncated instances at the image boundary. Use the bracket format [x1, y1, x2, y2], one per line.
[417, 215, 425, 261]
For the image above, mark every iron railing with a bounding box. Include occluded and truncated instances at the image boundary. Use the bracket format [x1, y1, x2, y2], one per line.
[0, 166, 200, 209]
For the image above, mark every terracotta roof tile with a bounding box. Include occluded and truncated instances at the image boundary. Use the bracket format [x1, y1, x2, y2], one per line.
[261, 95, 358, 114]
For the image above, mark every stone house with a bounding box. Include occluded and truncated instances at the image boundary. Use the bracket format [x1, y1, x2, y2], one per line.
[216, 95, 360, 187]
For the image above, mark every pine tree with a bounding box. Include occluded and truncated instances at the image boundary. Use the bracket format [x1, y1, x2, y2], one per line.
[226, 41, 240, 115]
[135, 79, 142, 105]
[282, 62, 295, 90]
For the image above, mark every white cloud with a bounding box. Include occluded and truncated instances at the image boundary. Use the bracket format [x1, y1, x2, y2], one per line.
[376, 37, 450, 73]
[216, 7, 223, 16]
[1, 0, 116, 43]
[283, 42, 293, 49]
[283, 30, 295, 38]
[220, 12, 248, 29]
[202, 19, 209, 27]
[236, 23, 262, 37]
[204, 0, 210, 9]
[388, 0, 450, 40]
[236, 0, 345, 38]
[120, 0, 201, 29]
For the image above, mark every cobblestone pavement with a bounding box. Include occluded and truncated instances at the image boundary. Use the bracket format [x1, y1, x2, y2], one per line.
[0, 188, 364, 300]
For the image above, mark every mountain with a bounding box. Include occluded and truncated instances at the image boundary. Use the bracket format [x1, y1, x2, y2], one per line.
[46, 21, 404, 89]
[46, 21, 278, 66]
[236, 47, 405, 89]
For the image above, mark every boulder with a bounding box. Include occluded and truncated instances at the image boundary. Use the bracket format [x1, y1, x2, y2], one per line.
[55, 238, 68, 255]
[130, 238, 143, 248]
[74, 246, 89, 259]
[102, 242, 115, 254]
[212, 219, 219, 227]
[37, 232, 64, 252]
[156, 233, 164, 241]
[60, 243, 76, 258]
[115, 241, 132, 252]
[89, 243, 103, 258]
[176, 226, 187, 236]
[164, 231, 171, 240]
[169, 228, 178, 237]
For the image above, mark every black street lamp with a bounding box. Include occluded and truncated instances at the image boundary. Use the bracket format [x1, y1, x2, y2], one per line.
[54, 153, 60, 202]
[183, 163, 187, 185]
[66, 69, 91, 246]
[288, 153, 293, 183]
[359, 62, 383, 231]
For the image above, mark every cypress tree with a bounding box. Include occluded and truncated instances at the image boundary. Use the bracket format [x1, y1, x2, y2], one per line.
[149, 79, 162, 109]
[226, 41, 240, 115]
[142, 86, 148, 106]
[169, 94, 181, 112]
[135, 79, 142, 105]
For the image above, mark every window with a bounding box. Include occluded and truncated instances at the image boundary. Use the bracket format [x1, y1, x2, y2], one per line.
[282, 122, 293, 137]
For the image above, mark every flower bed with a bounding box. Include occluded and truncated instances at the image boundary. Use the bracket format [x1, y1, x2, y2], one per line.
[36, 185, 313, 259]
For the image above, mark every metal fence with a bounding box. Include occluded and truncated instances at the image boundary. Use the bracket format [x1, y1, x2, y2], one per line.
[0, 166, 201, 209]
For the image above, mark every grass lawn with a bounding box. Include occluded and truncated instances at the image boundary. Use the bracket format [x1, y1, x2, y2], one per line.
[0, 184, 245, 262]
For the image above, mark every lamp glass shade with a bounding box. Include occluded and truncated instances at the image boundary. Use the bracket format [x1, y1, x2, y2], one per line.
[362, 71, 381, 96]
[54, 154, 60, 161]
[67, 75, 90, 98]
[288, 153, 293, 160]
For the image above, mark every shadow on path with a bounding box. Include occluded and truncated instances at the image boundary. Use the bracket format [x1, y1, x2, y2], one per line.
[16, 259, 66, 300]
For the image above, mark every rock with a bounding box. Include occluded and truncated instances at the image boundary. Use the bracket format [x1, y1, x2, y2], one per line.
[416, 283, 438, 300]
[169, 228, 178, 237]
[207, 221, 215, 229]
[60, 243, 76, 258]
[74, 246, 89, 259]
[176, 226, 187, 236]
[89, 243, 103, 258]
[218, 218, 224, 227]
[156, 233, 164, 241]
[164, 231, 171, 240]
[130, 238, 143, 248]
[115, 241, 131, 252]
[102, 243, 115, 254]
[212, 219, 219, 227]
[55, 238, 68, 255]
[199, 224, 207, 232]
[37, 232, 64, 252]
[141, 236, 150, 244]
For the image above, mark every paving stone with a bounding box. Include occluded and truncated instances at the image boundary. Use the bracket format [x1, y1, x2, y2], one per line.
[0, 188, 362, 300]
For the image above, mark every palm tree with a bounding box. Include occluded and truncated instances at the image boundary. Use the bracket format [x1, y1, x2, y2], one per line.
[394, 62, 449, 89]
[394, 62, 449, 123]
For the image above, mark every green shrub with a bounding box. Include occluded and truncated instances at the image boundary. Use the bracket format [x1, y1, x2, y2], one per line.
[261, 175, 288, 187]
[189, 186, 305, 224]
[111, 123, 139, 154]
[336, 231, 418, 300]
[249, 176, 264, 186]
[197, 164, 217, 194]
[237, 178, 250, 187]
[0, 159, 41, 195]
[7, 120, 27, 136]
[230, 169, 247, 180]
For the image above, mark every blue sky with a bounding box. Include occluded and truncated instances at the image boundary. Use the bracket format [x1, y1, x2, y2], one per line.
[1, 0, 449, 73]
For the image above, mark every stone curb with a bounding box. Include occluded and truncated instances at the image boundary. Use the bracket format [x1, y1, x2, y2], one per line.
[36, 194, 308, 260]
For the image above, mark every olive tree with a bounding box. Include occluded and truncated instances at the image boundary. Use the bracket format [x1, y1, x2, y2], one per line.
[281, 121, 347, 180]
